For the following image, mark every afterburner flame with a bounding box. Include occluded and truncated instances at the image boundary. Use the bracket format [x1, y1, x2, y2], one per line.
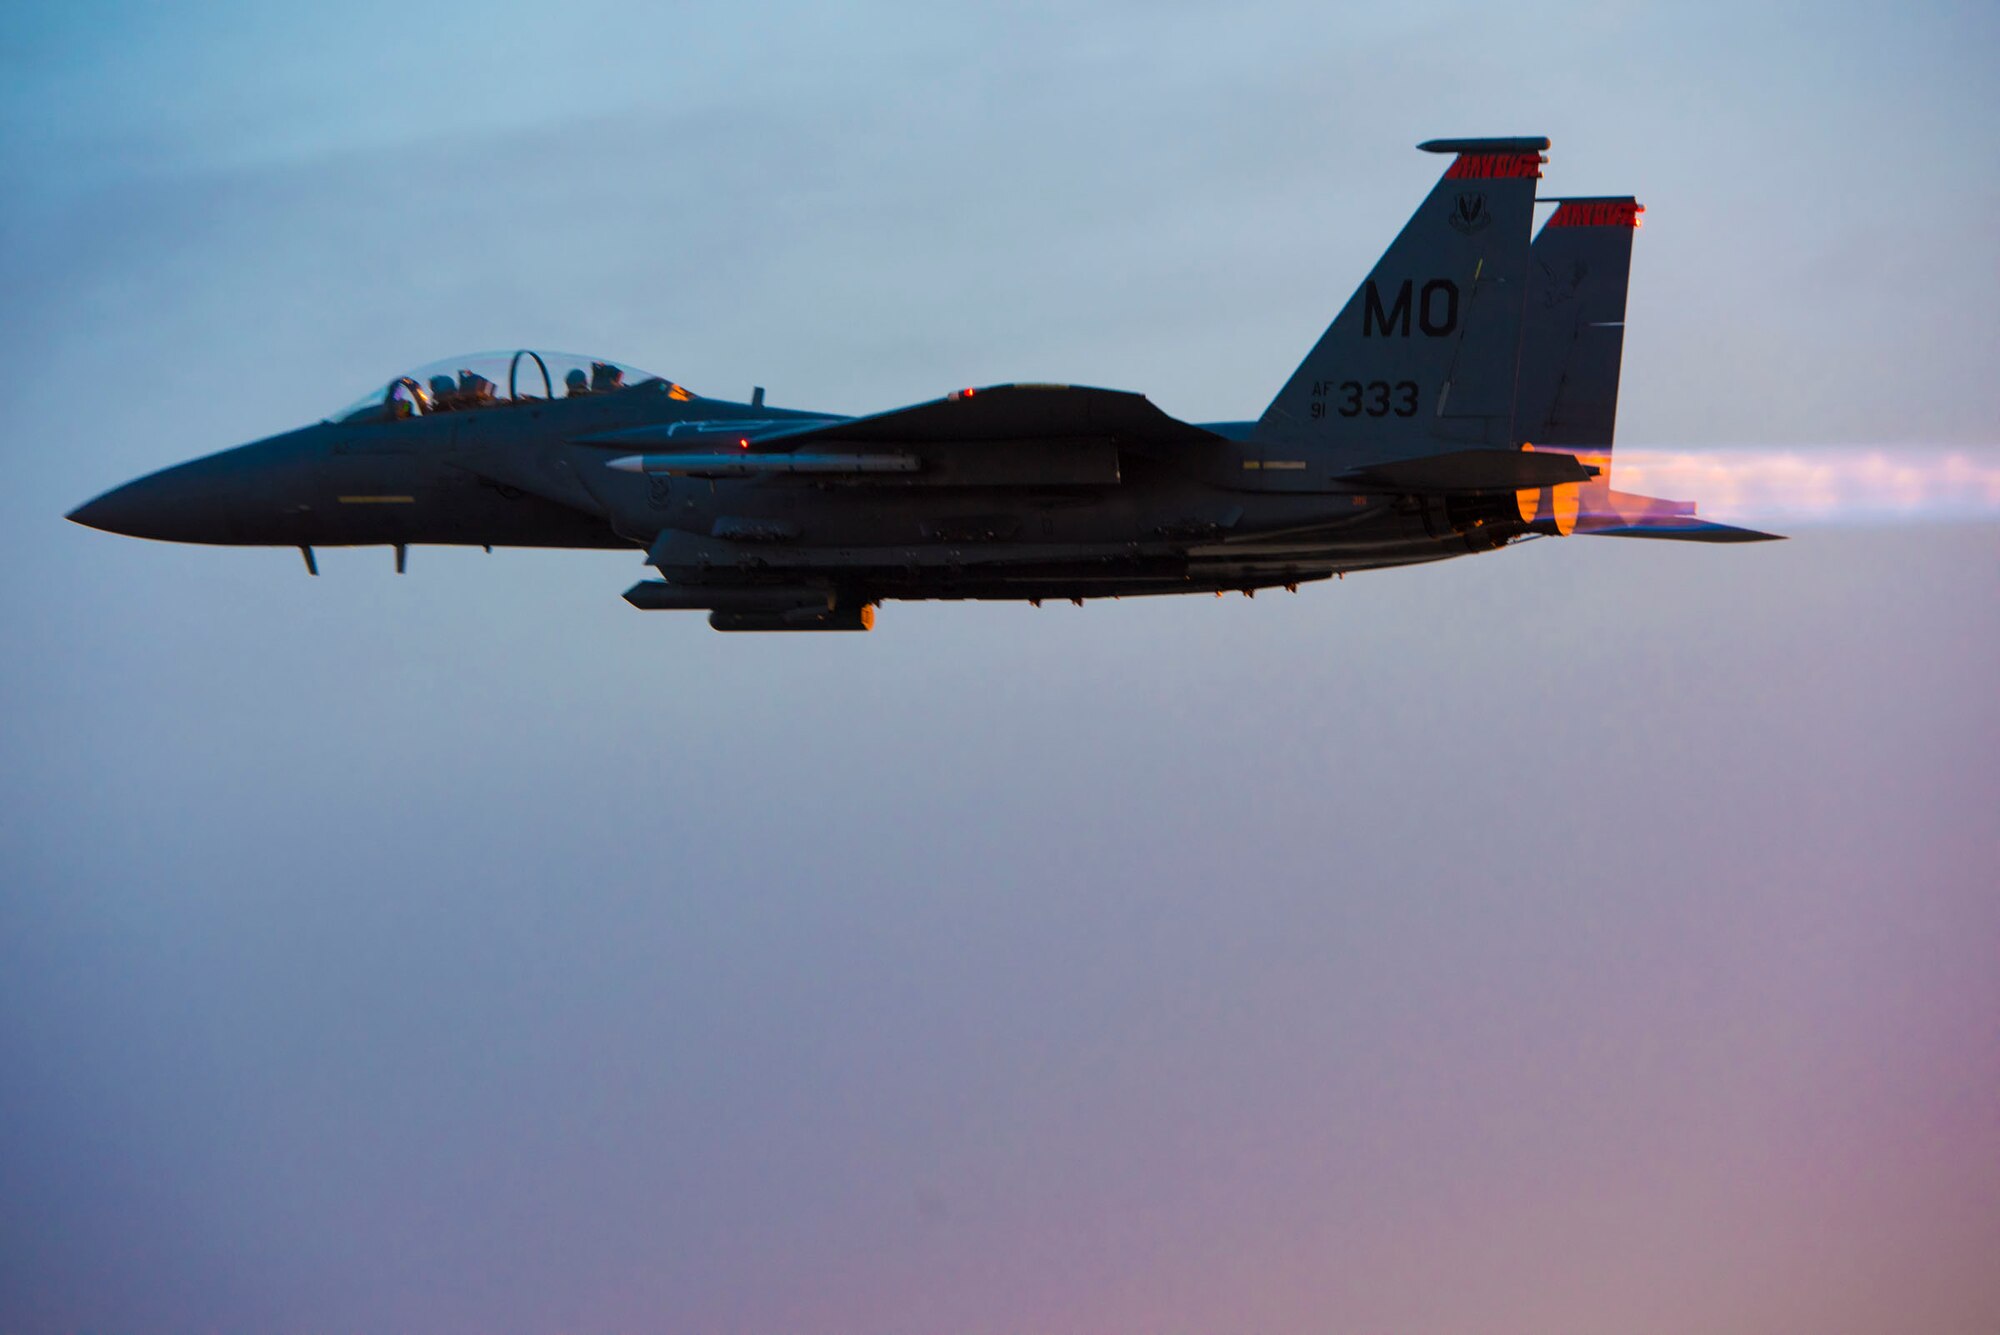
[1610, 447, 2000, 523]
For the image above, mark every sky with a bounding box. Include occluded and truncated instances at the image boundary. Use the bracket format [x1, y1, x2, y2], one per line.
[2, 3, 1996, 1332]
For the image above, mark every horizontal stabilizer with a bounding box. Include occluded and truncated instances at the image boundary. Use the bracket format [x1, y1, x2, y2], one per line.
[1568, 485, 1784, 541]
[1341, 447, 1596, 494]
[1580, 517, 1784, 543]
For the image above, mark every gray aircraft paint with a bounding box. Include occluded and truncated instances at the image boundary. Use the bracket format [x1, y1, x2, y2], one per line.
[1254, 137, 1546, 464]
[67, 139, 1775, 632]
[1514, 197, 1640, 451]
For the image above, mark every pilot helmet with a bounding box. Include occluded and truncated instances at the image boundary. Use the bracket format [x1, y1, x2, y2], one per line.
[565, 367, 590, 395]
[429, 374, 457, 400]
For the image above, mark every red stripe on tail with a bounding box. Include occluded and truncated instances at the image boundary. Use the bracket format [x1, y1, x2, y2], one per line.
[1444, 152, 1544, 180]
[1546, 200, 1644, 228]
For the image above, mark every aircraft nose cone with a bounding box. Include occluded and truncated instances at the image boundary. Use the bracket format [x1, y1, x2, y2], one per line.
[67, 483, 150, 536]
[67, 460, 239, 543]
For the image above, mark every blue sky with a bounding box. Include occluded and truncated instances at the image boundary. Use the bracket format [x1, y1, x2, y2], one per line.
[3, 4, 1995, 1331]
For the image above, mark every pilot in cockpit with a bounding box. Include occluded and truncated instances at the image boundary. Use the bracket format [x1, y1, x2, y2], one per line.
[457, 370, 497, 407]
[429, 374, 460, 411]
[564, 367, 591, 398]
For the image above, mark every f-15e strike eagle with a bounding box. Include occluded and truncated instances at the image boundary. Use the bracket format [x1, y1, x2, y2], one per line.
[69, 136, 1776, 631]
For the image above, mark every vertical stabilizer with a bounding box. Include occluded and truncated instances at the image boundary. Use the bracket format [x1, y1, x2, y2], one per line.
[1513, 197, 1641, 535]
[1254, 137, 1545, 468]
[1515, 197, 1641, 461]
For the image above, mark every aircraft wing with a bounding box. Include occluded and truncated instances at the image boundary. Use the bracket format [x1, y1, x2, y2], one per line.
[590, 383, 1219, 487]
[750, 382, 1224, 448]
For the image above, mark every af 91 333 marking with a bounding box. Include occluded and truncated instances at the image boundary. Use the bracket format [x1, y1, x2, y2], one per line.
[1309, 379, 1419, 418]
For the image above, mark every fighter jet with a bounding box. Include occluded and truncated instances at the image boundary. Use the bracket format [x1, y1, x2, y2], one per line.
[68, 135, 1777, 632]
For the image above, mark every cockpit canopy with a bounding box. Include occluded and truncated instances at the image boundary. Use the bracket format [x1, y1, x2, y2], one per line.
[330, 350, 695, 422]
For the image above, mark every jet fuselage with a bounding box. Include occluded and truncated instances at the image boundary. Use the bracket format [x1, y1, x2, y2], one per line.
[70, 378, 1519, 606]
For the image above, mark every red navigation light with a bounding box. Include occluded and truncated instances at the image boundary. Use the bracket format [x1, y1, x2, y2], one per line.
[738, 437, 749, 449]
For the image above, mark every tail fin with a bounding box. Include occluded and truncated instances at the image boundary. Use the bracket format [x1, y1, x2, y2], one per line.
[1512, 199, 1783, 543]
[1255, 136, 1545, 467]
[1514, 196, 1641, 467]
[1511, 196, 1639, 535]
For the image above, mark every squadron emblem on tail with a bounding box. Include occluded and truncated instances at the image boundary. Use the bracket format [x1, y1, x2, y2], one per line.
[1448, 191, 1492, 233]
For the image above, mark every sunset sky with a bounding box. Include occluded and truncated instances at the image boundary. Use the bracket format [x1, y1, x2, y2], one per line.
[3, 3, 1995, 1331]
